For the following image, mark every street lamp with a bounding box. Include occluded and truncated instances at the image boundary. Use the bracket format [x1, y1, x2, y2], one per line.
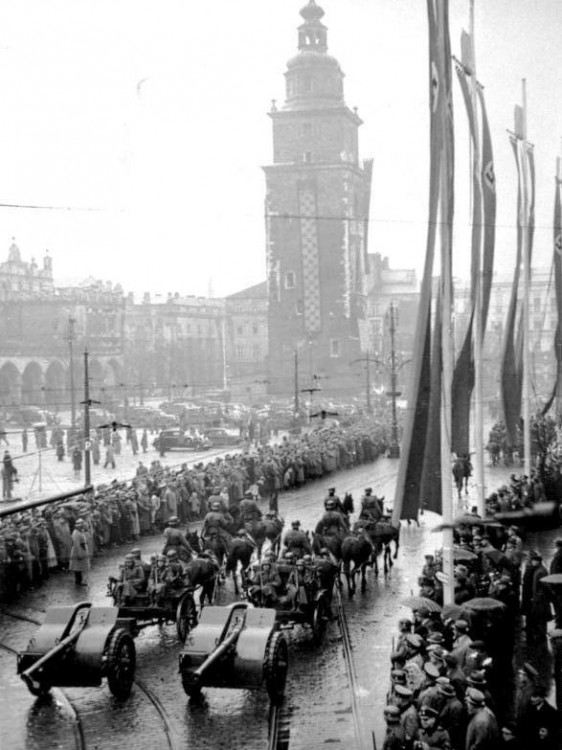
[68, 316, 77, 438]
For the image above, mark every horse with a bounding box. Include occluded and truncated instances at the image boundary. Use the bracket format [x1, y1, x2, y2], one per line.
[311, 530, 344, 561]
[341, 525, 375, 596]
[244, 515, 284, 559]
[183, 555, 220, 607]
[342, 492, 355, 517]
[452, 454, 473, 498]
[224, 536, 255, 595]
[357, 517, 400, 576]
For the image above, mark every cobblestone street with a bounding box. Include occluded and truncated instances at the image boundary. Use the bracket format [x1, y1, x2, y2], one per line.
[1, 456, 559, 749]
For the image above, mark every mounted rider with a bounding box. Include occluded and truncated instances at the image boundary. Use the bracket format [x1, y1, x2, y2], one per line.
[315, 498, 348, 537]
[282, 520, 311, 559]
[359, 487, 384, 523]
[323, 487, 344, 514]
[201, 500, 233, 546]
[239, 490, 263, 525]
[162, 516, 194, 561]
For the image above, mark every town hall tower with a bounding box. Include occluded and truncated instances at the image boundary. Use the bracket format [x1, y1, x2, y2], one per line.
[264, 0, 373, 398]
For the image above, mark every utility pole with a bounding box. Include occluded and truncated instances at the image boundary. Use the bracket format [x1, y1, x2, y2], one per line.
[350, 354, 378, 416]
[388, 302, 400, 458]
[81, 349, 100, 488]
[294, 350, 300, 415]
[83, 350, 91, 485]
[68, 316, 76, 439]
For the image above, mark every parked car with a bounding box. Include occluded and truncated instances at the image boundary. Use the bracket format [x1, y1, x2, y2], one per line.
[204, 428, 242, 447]
[153, 429, 211, 452]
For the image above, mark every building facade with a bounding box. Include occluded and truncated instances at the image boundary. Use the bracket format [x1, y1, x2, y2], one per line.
[264, 0, 373, 398]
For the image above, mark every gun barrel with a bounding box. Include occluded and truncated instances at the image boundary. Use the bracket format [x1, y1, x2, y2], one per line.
[192, 623, 244, 679]
[20, 628, 83, 687]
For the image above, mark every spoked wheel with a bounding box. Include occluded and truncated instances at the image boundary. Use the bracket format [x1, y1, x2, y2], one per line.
[176, 594, 197, 642]
[105, 628, 136, 700]
[312, 594, 330, 646]
[263, 631, 288, 704]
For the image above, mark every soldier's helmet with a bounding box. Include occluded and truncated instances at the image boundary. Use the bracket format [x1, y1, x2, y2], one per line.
[320, 547, 330, 556]
[302, 555, 312, 563]
[124, 553, 135, 562]
[168, 516, 179, 526]
[291, 520, 300, 528]
[157, 554, 167, 563]
[166, 549, 178, 559]
[283, 551, 295, 562]
[131, 548, 141, 557]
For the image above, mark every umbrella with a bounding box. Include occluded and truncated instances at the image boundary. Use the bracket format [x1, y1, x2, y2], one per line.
[453, 514, 485, 527]
[453, 547, 477, 562]
[401, 596, 443, 613]
[441, 603, 465, 620]
[463, 597, 506, 612]
[483, 548, 508, 566]
[539, 574, 562, 587]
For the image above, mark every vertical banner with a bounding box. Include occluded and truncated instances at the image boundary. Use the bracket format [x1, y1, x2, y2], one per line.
[393, 0, 454, 522]
[477, 83, 496, 336]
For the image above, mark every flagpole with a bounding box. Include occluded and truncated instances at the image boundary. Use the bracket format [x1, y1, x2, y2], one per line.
[557, 153, 562, 418]
[469, 0, 486, 516]
[521, 79, 532, 478]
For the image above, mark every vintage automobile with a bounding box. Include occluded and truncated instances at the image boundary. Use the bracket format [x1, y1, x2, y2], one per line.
[204, 427, 242, 447]
[153, 428, 211, 452]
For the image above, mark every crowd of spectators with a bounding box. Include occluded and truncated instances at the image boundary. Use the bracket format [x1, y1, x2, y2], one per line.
[382, 509, 561, 748]
[0, 419, 389, 601]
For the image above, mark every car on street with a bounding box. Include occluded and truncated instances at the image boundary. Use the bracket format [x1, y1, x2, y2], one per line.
[153, 429, 211, 452]
[203, 427, 242, 447]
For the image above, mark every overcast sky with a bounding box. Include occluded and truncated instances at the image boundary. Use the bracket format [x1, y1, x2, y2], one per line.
[0, 0, 560, 297]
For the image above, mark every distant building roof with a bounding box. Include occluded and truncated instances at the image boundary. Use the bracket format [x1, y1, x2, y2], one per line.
[226, 281, 267, 300]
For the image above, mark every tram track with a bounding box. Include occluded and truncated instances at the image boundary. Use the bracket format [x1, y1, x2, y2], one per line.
[0, 605, 182, 750]
[333, 585, 368, 750]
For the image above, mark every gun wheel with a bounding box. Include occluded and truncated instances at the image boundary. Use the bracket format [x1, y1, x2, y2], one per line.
[105, 628, 136, 700]
[263, 631, 288, 704]
[176, 594, 197, 642]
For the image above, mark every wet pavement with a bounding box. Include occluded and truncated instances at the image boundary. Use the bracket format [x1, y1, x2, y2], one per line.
[1, 456, 560, 749]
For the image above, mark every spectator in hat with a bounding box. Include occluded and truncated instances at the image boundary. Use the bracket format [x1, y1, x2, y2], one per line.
[514, 662, 539, 738]
[387, 669, 408, 705]
[382, 705, 406, 750]
[395, 684, 419, 748]
[450, 620, 472, 670]
[69, 518, 90, 586]
[464, 687, 500, 749]
[391, 618, 413, 666]
[436, 679, 465, 750]
[549, 538, 562, 628]
[417, 661, 444, 712]
[413, 705, 451, 750]
[522, 686, 559, 749]
[466, 670, 497, 718]
[522, 550, 550, 646]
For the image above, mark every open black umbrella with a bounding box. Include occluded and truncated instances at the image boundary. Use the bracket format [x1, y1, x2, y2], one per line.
[539, 574, 562, 587]
[401, 596, 442, 613]
[463, 597, 506, 612]
[453, 547, 478, 562]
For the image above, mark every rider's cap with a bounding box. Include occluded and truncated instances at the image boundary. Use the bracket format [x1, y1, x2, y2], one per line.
[365, 487, 372, 493]
[291, 520, 300, 527]
[383, 705, 401, 723]
[328, 487, 335, 493]
[394, 684, 413, 698]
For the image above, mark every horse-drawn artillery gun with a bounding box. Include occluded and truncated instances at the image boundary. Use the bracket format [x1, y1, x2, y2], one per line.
[107, 576, 197, 642]
[246, 557, 333, 645]
[17, 601, 136, 700]
[179, 602, 288, 704]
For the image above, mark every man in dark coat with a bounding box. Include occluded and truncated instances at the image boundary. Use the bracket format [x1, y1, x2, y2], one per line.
[522, 550, 550, 646]
[464, 688, 500, 749]
[549, 538, 562, 628]
[520, 687, 559, 749]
